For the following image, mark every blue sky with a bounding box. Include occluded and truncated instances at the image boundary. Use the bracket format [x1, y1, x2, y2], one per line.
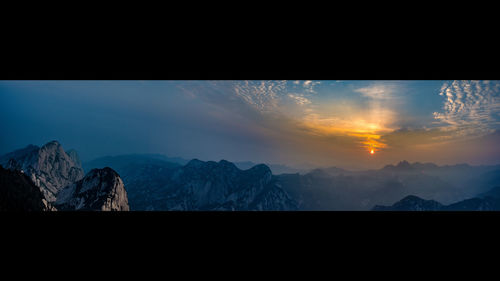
[1, 80, 499, 169]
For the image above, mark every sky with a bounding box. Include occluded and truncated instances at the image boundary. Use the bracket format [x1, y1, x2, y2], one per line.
[1, 80, 499, 170]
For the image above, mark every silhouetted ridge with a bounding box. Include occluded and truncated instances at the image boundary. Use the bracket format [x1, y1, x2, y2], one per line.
[247, 163, 271, 174]
[0, 165, 53, 211]
[373, 185, 500, 211]
[185, 159, 205, 168]
[121, 158, 296, 210]
[373, 195, 443, 211]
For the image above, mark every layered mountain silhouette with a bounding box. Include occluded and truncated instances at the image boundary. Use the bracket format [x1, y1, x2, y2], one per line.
[1, 142, 299, 211]
[372, 195, 444, 211]
[85, 154, 306, 176]
[2, 142, 500, 212]
[277, 160, 500, 210]
[84, 154, 299, 210]
[83, 155, 500, 211]
[373, 186, 500, 211]
[122, 158, 298, 210]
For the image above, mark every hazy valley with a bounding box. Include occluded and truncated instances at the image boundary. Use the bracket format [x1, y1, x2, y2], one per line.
[3, 140, 499, 211]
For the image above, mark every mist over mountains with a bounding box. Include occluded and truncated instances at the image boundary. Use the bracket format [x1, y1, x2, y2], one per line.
[84, 155, 307, 176]
[85, 155, 298, 210]
[1, 141, 500, 211]
[83, 151, 500, 211]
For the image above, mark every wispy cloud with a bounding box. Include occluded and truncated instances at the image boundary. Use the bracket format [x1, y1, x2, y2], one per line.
[355, 84, 397, 100]
[433, 80, 500, 140]
[303, 80, 321, 93]
[288, 94, 311, 106]
[233, 80, 288, 112]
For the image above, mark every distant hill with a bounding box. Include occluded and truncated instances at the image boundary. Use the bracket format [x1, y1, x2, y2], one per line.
[373, 185, 500, 211]
[382, 160, 440, 172]
[86, 154, 309, 176]
[276, 161, 500, 210]
[372, 195, 443, 211]
[83, 154, 184, 175]
[477, 185, 500, 199]
[234, 161, 307, 175]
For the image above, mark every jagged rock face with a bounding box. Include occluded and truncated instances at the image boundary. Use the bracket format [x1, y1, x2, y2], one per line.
[0, 165, 55, 211]
[0, 141, 85, 202]
[55, 167, 129, 211]
[125, 159, 298, 211]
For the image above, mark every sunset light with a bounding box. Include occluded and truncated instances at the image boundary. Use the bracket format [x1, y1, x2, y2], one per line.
[1, 80, 499, 212]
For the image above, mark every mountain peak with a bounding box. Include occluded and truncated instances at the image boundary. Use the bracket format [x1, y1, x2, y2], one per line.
[43, 140, 61, 148]
[383, 160, 415, 171]
[396, 160, 412, 168]
[248, 163, 272, 174]
[218, 159, 239, 170]
[56, 167, 129, 211]
[399, 195, 426, 203]
[40, 140, 65, 154]
[1, 140, 84, 202]
[186, 158, 205, 168]
[86, 166, 119, 178]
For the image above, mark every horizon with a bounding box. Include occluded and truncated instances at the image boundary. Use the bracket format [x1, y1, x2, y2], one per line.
[2, 139, 500, 173]
[1, 80, 500, 170]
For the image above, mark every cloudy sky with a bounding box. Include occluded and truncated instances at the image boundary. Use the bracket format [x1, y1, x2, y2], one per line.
[1, 80, 499, 170]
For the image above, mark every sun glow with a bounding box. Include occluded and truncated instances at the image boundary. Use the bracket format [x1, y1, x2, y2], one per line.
[370, 149, 374, 155]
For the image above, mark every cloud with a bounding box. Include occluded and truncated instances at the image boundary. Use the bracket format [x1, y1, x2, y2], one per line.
[303, 80, 321, 93]
[355, 84, 396, 100]
[233, 80, 288, 112]
[433, 80, 500, 140]
[288, 94, 311, 106]
[182, 80, 322, 115]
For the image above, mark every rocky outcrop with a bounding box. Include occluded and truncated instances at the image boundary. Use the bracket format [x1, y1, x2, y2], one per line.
[0, 165, 55, 211]
[55, 167, 129, 211]
[0, 141, 85, 202]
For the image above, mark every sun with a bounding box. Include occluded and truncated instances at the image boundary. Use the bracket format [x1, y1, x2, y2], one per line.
[370, 149, 375, 155]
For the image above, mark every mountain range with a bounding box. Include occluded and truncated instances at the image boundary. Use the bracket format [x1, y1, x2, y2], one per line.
[276, 161, 500, 210]
[2, 141, 500, 211]
[84, 154, 307, 175]
[1, 141, 299, 211]
[86, 155, 298, 210]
